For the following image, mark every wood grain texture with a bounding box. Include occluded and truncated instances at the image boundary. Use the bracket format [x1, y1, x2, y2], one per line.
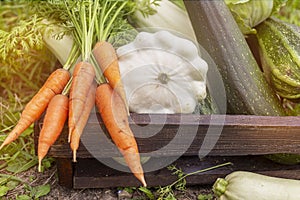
[34, 113, 300, 158]
[73, 156, 300, 189]
[34, 114, 300, 188]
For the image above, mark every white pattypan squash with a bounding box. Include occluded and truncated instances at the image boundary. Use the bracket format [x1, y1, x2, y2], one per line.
[117, 31, 208, 114]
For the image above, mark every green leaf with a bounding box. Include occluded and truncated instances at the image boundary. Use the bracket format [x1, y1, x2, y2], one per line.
[272, 0, 300, 26]
[41, 157, 55, 170]
[164, 194, 176, 200]
[138, 187, 155, 200]
[32, 184, 50, 199]
[6, 162, 23, 173]
[6, 159, 37, 173]
[198, 194, 213, 200]
[6, 159, 26, 173]
[0, 174, 23, 184]
[225, 0, 274, 34]
[123, 186, 136, 194]
[6, 180, 20, 190]
[21, 126, 34, 137]
[16, 194, 32, 200]
[0, 177, 8, 184]
[0, 185, 10, 197]
[272, 0, 288, 13]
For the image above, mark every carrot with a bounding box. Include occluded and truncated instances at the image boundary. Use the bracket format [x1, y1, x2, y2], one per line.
[37, 94, 68, 172]
[70, 80, 96, 162]
[68, 61, 95, 142]
[0, 68, 70, 150]
[92, 41, 128, 114]
[95, 83, 146, 187]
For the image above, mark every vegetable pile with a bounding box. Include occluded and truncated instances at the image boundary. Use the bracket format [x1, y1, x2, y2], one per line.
[256, 17, 300, 100]
[224, 0, 300, 110]
[220, 0, 300, 165]
[0, 0, 210, 188]
[0, 0, 159, 187]
[1, 0, 300, 198]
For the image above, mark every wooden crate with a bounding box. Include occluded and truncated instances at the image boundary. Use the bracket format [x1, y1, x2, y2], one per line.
[34, 112, 300, 189]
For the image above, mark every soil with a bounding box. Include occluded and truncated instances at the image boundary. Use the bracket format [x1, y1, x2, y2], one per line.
[5, 162, 217, 200]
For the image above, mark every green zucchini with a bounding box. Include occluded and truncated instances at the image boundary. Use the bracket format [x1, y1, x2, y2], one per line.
[213, 171, 300, 200]
[256, 17, 300, 100]
[265, 153, 300, 165]
[184, 1, 285, 116]
[255, 17, 300, 164]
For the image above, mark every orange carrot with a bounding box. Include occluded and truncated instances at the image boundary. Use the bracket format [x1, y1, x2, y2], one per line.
[38, 94, 68, 172]
[92, 41, 128, 114]
[0, 68, 70, 150]
[68, 61, 95, 141]
[95, 83, 146, 187]
[70, 80, 96, 162]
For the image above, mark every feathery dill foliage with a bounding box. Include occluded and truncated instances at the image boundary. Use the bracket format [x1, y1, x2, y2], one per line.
[0, 1, 70, 100]
[156, 165, 187, 200]
[0, 0, 69, 133]
[153, 162, 232, 200]
[0, 1, 68, 65]
[133, 0, 160, 17]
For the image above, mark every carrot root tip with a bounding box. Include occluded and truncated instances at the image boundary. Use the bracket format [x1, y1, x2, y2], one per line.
[73, 150, 77, 162]
[38, 159, 42, 172]
[140, 176, 147, 187]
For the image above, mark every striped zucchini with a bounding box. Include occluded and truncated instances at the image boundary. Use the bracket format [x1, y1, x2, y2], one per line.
[256, 17, 300, 165]
[184, 1, 285, 116]
[213, 171, 300, 200]
[256, 17, 300, 100]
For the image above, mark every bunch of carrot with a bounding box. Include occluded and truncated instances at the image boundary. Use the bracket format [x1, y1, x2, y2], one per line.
[1, 0, 146, 187]
[0, 68, 71, 172]
[64, 0, 146, 186]
[0, 44, 81, 172]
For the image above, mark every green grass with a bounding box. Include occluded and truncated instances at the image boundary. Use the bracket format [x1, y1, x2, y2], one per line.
[0, 42, 57, 198]
[0, 102, 53, 198]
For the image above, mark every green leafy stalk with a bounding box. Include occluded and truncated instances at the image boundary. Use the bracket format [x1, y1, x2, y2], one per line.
[63, 0, 155, 83]
[97, 1, 127, 42]
[156, 162, 232, 200]
[63, 0, 103, 84]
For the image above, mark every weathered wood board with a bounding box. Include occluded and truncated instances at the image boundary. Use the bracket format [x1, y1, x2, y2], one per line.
[34, 113, 300, 188]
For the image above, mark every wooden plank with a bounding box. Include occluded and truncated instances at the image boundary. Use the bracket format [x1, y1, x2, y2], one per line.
[34, 114, 300, 158]
[56, 158, 74, 188]
[73, 156, 300, 189]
